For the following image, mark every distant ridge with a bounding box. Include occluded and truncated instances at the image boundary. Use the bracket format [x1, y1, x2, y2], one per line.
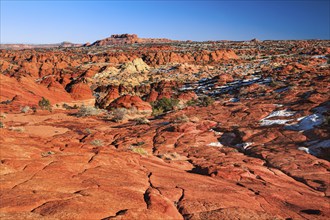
[0, 42, 81, 50]
[88, 33, 177, 46]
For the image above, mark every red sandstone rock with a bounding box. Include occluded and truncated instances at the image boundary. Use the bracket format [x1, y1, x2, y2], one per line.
[108, 95, 152, 112]
[69, 82, 94, 100]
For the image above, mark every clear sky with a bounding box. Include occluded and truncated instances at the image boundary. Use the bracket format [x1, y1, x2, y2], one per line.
[1, 0, 329, 43]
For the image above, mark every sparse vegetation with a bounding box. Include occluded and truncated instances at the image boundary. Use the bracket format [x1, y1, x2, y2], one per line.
[32, 106, 37, 113]
[112, 108, 127, 122]
[133, 117, 150, 125]
[0, 121, 4, 128]
[90, 139, 104, 146]
[77, 105, 103, 117]
[131, 147, 148, 155]
[199, 96, 215, 107]
[85, 128, 92, 135]
[151, 97, 179, 115]
[63, 103, 79, 110]
[186, 96, 215, 107]
[38, 97, 52, 111]
[159, 152, 181, 160]
[171, 114, 189, 123]
[41, 151, 55, 157]
[132, 141, 145, 146]
[21, 106, 30, 113]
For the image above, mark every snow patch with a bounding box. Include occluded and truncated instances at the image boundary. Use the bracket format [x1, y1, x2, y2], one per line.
[298, 139, 330, 156]
[285, 113, 324, 131]
[235, 142, 254, 150]
[207, 142, 223, 147]
[298, 147, 310, 154]
[260, 109, 296, 126]
[264, 109, 296, 119]
[260, 119, 293, 126]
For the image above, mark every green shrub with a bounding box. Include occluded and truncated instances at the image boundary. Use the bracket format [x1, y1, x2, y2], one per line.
[186, 99, 198, 106]
[38, 97, 52, 111]
[186, 96, 215, 107]
[0, 121, 4, 128]
[199, 96, 215, 107]
[151, 98, 179, 115]
[41, 151, 55, 157]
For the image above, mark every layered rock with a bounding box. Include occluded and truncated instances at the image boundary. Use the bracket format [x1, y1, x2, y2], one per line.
[107, 95, 152, 112]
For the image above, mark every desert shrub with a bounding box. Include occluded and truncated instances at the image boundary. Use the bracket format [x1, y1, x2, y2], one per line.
[134, 117, 150, 125]
[90, 139, 104, 146]
[186, 96, 215, 107]
[0, 121, 4, 128]
[160, 152, 181, 160]
[131, 147, 148, 155]
[112, 108, 127, 122]
[77, 105, 103, 117]
[85, 128, 92, 135]
[171, 114, 189, 123]
[199, 96, 215, 107]
[151, 97, 179, 115]
[186, 99, 198, 106]
[151, 108, 164, 116]
[38, 97, 52, 111]
[62, 103, 73, 109]
[0, 100, 12, 105]
[31, 106, 37, 113]
[132, 141, 145, 146]
[41, 151, 55, 157]
[21, 106, 30, 113]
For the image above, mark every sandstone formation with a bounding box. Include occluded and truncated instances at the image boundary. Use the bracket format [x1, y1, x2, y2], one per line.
[89, 34, 176, 46]
[0, 38, 329, 219]
[107, 95, 152, 112]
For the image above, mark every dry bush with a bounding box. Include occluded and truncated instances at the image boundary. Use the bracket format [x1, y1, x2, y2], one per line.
[77, 105, 103, 117]
[90, 139, 104, 146]
[134, 117, 150, 125]
[112, 108, 127, 122]
[131, 147, 148, 156]
[171, 114, 189, 123]
[21, 106, 30, 113]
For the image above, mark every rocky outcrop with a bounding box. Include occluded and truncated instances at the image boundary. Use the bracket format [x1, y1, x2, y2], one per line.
[107, 95, 152, 112]
[69, 82, 94, 100]
[89, 34, 175, 46]
[1, 39, 330, 220]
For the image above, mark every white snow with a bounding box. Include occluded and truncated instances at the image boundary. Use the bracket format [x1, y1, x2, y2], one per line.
[298, 139, 330, 156]
[235, 142, 254, 150]
[298, 147, 310, 154]
[207, 142, 223, 147]
[260, 119, 293, 126]
[263, 109, 296, 119]
[285, 113, 324, 131]
[209, 129, 222, 136]
[260, 109, 296, 126]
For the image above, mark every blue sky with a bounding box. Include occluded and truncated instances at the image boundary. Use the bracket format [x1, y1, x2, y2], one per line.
[1, 0, 329, 43]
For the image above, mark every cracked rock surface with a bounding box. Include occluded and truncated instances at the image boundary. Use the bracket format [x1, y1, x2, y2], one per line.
[1, 39, 330, 219]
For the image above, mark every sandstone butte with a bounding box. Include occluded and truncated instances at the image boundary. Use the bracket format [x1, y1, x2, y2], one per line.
[0, 35, 329, 220]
